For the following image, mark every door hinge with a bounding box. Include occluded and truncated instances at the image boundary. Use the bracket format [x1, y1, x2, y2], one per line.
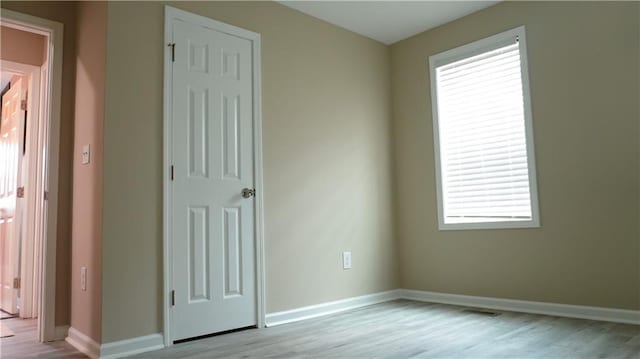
[16, 186, 24, 198]
[13, 278, 20, 289]
[168, 43, 176, 62]
[44, 191, 49, 201]
[20, 100, 27, 111]
[170, 165, 174, 181]
[171, 290, 175, 306]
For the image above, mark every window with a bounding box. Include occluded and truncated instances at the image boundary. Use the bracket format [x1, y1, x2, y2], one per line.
[429, 26, 540, 230]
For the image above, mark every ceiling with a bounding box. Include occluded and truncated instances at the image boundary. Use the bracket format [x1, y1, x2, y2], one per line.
[278, 1, 499, 45]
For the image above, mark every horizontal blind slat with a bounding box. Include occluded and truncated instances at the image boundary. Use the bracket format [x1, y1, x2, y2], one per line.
[446, 175, 531, 188]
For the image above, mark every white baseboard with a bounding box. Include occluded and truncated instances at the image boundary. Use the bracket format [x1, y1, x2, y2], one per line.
[66, 327, 100, 359]
[265, 290, 401, 327]
[54, 325, 69, 341]
[399, 289, 640, 325]
[100, 333, 164, 359]
[264, 288, 639, 328]
[66, 327, 163, 359]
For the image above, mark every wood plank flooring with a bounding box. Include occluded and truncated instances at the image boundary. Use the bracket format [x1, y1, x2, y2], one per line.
[1, 300, 638, 358]
[0, 318, 83, 358]
[135, 299, 640, 358]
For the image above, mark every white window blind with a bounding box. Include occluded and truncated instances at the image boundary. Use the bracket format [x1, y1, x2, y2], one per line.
[430, 27, 539, 230]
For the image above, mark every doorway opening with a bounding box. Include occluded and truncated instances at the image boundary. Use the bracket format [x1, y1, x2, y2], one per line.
[0, 10, 63, 343]
[1, 59, 42, 323]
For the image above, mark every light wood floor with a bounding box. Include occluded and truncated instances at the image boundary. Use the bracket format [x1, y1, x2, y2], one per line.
[136, 299, 640, 358]
[0, 318, 83, 359]
[1, 300, 638, 358]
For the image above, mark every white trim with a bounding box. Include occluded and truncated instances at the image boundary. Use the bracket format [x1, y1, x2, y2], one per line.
[252, 27, 267, 331]
[428, 25, 541, 231]
[162, 5, 173, 347]
[0, 9, 64, 343]
[66, 328, 164, 359]
[265, 289, 639, 328]
[265, 290, 401, 327]
[66, 327, 100, 359]
[163, 5, 265, 346]
[100, 333, 164, 359]
[54, 325, 69, 341]
[399, 289, 640, 325]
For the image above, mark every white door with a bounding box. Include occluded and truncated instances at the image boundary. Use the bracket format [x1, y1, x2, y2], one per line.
[0, 76, 26, 315]
[170, 19, 257, 341]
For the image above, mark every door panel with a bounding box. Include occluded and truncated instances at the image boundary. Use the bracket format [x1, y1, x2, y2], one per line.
[0, 76, 25, 315]
[222, 95, 240, 179]
[223, 207, 241, 297]
[171, 19, 256, 341]
[188, 206, 210, 302]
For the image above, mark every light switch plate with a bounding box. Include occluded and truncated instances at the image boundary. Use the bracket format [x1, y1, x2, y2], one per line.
[343, 251, 352, 270]
[81, 144, 90, 164]
[81, 266, 87, 291]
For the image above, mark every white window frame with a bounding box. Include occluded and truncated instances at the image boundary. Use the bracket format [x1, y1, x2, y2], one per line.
[429, 26, 540, 231]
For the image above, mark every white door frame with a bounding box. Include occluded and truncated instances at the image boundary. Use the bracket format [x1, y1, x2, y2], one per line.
[1, 60, 42, 320]
[0, 9, 63, 343]
[163, 5, 266, 347]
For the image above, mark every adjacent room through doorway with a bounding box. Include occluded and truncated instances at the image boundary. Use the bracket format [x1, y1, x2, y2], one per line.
[0, 23, 46, 346]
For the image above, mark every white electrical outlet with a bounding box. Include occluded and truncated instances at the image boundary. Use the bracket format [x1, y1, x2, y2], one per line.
[81, 267, 87, 291]
[81, 144, 90, 164]
[342, 251, 352, 270]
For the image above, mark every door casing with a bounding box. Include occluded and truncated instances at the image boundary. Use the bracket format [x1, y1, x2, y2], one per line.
[162, 5, 266, 347]
[0, 9, 64, 342]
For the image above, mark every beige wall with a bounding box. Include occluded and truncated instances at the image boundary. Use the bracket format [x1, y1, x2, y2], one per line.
[391, 1, 640, 310]
[0, 26, 46, 66]
[1, 1, 78, 326]
[71, 1, 106, 342]
[102, 1, 397, 342]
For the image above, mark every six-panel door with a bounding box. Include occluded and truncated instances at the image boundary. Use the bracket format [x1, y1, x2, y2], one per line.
[171, 19, 256, 341]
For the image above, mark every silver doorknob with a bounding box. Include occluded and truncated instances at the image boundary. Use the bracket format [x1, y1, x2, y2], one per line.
[241, 188, 256, 198]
